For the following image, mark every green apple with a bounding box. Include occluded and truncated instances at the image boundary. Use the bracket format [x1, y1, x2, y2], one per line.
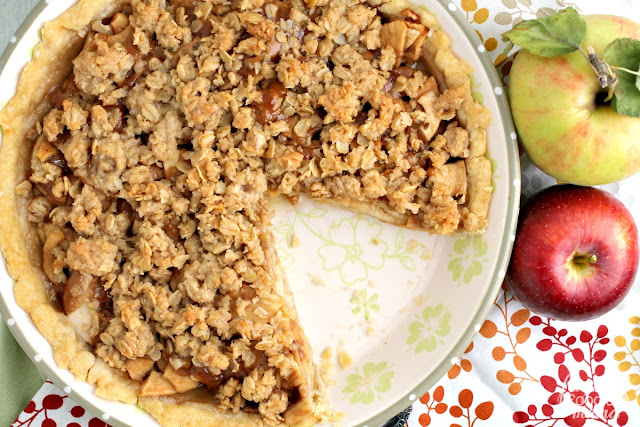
[509, 15, 640, 186]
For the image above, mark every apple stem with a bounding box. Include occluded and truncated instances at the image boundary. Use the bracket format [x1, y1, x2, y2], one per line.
[578, 46, 618, 101]
[573, 254, 597, 265]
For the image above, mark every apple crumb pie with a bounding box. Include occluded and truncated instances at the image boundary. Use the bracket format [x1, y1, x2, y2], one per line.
[0, 0, 492, 425]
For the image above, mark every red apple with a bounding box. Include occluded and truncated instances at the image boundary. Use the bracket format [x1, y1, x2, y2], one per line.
[506, 185, 639, 321]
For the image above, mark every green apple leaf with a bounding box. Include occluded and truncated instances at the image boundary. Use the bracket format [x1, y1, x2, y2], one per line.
[501, 7, 586, 57]
[636, 65, 640, 92]
[603, 38, 640, 118]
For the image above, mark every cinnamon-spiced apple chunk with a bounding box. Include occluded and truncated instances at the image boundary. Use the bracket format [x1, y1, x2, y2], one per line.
[1, 0, 492, 425]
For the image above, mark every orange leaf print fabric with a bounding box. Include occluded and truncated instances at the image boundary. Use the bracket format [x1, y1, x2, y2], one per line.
[408, 284, 637, 426]
[409, 285, 636, 426]
[416, 386, 494, 427]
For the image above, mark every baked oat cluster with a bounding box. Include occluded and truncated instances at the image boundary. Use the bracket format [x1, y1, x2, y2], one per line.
[21, 0, 491, 423]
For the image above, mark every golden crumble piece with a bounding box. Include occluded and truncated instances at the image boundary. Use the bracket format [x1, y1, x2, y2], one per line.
[66, 237, 118, 277]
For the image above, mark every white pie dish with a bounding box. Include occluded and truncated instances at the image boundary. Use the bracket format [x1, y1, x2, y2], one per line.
[0, 0, 520, 426]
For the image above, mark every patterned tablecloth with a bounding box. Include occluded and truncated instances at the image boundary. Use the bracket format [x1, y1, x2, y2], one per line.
[7, 0, 640, 426]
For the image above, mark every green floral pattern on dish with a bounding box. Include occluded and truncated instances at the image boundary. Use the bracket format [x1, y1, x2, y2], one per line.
[351, 288, 380, 322]
[27, 31, 42, 59]
[274, 223, 298, 269]
[132, 404, 147, 415]
[486, 149, 499, 192]
[407, 304, 452, 353]
[342, 361, 395, 404]
[273, 202, 428, 287]
[447, 236, 488, 285]
[470, 74, 484, 103]
[274, 206, 328, 269]
[385, 228, 425, 271]
[318, 217, 388, 285]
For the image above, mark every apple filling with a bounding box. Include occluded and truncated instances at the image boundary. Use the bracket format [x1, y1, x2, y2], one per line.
[19, 0, 491, 423]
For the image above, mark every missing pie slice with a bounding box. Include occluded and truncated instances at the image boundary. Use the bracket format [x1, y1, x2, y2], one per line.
[0, 0, 492, 425]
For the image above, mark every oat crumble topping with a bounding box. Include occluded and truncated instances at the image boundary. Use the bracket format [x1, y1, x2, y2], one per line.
[23, 0, 491, 423]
